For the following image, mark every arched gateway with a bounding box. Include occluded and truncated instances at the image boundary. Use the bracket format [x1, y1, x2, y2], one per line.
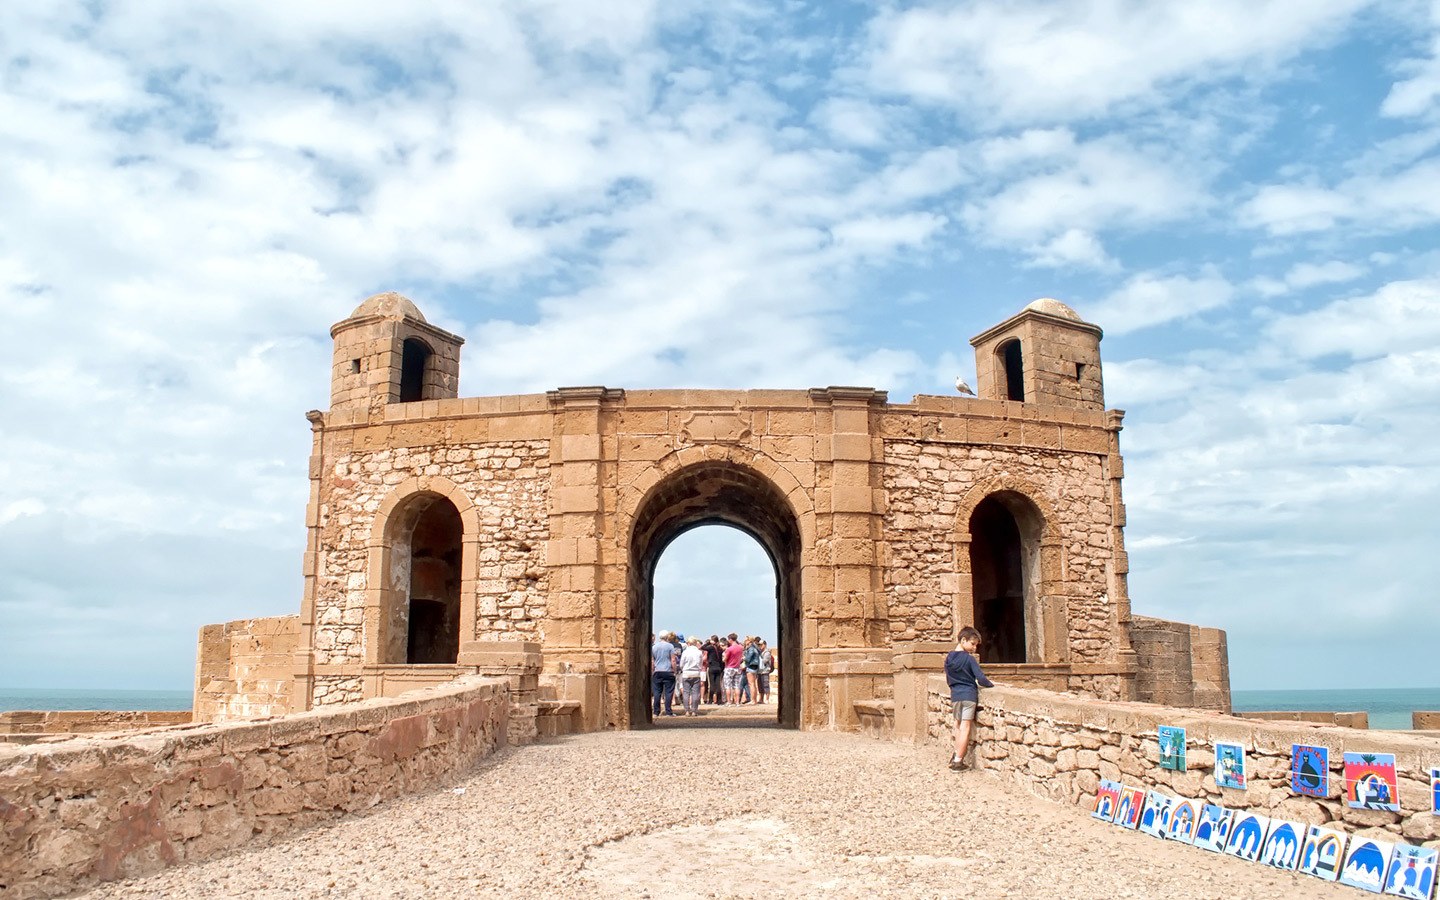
[194, 294, 1233, 733]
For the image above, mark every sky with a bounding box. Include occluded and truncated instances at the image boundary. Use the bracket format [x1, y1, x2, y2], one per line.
[2, 1, 1438, 693]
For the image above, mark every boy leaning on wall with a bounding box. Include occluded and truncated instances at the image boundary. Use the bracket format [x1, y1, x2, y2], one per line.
[945, 626, 994, 770]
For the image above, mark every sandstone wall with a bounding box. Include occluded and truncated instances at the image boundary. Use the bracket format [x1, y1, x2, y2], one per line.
[883, 442, 1114, 657]
[0, 677, 509, 900]
[1415, 712, 1440, 731]
[312, 440, 550, 672]
[194, 616, 299, 723]
[0, 711, 191, 742]
[1237, 711, 1370, 729]
[924, 683, 1440, 845]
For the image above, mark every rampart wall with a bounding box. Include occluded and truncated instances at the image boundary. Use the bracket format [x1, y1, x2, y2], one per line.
[194, 616, 299, 723]
[0, 677, 509, 900]
[921, 684, 1439, 844]
[0, 711, 192, 743]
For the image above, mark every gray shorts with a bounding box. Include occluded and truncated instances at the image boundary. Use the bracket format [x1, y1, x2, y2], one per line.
[723, 668, 743, 690]
[953, 700, 977, 722]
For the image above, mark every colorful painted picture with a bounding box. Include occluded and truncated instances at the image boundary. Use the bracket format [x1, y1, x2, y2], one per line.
[1158, 725, 1186, 771]
[1299, 825, 1349, 881]
[1431, 767, 1439, 815]
[1192, 803, 1234, 854]
[1116, 785, 1146, 829]
[1139, 791, 1175, 839]
[1167, 797, 1199, 844]
[1340, 837, 1394, 893]
[1346, 752, 1401, 812]
[1225, 811, 1270, 862]
[1259, 819, 1304, 870]
[1291, 744, 1329, 798]
[1092, 779, 1122, 822]
[1215, 741, 1247, 790]
[1384, 843, 1438, 899]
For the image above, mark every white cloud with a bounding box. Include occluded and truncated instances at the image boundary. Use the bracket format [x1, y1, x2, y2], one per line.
[1242, 158, 1440, 235]
[1027, 228, 1117, 271]
[1268, 277, 1440, 359]
[1250, 260, 1367, 296]
[1381, 1, 1440, 118]
[811, 98, 892, 147]
[1083, 268, 1234, 334]
[862, 0, 1369, 125]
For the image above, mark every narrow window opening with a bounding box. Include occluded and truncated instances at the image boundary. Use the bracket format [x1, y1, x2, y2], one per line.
[350, 358, 361, 375]
[1075, 362, 1085, 381]
[1000, 340, 1025, 402]
[399, 338, 432, 403]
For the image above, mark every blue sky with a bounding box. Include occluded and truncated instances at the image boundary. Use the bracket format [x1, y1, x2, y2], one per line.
[2, 1, 1437, 692]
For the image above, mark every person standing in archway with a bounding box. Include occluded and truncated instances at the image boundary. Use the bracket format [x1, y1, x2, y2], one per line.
[703, 635, 724, 705]
[679, 636, 705, 716]
[946, 626, 993, 770]
[722, 633, 744, 704]
[743, 636, 762, 704]
[651, 631, 677, 717]
[756, 640, 773, 703]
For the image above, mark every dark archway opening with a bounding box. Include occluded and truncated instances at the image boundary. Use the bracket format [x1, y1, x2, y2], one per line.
[384, 494, 463, 664]
[628, 463, 802, 729]
[1000, 339, 1025, 402]
[399, 338, 433, 403]
[969, 492, 1042, 664]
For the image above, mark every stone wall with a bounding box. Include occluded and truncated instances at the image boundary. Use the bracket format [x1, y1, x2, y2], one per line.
[0, 711, 191, 742]
[1237, 711, 1370, 729]
[881, 441, 1114, 658]
[194, 616, 299, 723]
[1416, 712, 1440, 731]
[311, 440, 550, 672]
[923, 683, 1439, 845]
[0, 677, 509, 900]
[1130, 616, 1231, 712]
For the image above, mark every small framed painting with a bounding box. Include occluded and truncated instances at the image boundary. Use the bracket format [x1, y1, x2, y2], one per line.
[1116, 785, 1146, 829]
[1215, 741, 1247, 790]
[1167, 797, 1199, 844]
[1225, 811, 1270, 863]
[1298, 824, 1348, 881]
[1339, 836, 1393, 893]
[1138, 791, 1175, 839]
[1259, 820, 1304, 870]
[1430, 767, 1439, 815]
[1291, 744, 1329, 798]
[1345, 752, 1401, 812]
[1092, 779, 1122, 822]
[1158, 725, 1186, 771]
[1192, 804, 1233, 853]
[1384, 843, 1438, 899]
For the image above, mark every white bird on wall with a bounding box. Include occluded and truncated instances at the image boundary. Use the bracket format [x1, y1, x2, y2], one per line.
[955, 376, 975, 396]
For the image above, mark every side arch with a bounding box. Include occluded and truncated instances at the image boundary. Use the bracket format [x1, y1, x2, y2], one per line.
[952, 476, 1064, 664]
[365, 475, 480, 665]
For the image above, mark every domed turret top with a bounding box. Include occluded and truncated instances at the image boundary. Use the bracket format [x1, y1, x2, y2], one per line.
[349, 292, 427, 323]
[1025, 297, 1083, 322]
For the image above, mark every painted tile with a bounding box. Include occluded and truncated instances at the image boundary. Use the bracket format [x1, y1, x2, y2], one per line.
[1158, 725, 1186, 771]
[1431, 767, 1439, 815]
[1291, 743, 1329, 798]
[1138, 791, 1175, 839]
[1298, 824, 1349, 882]
[1225, 811, 1270, 863]
[1092, 779, 1122, 822]
[1259, 819, 1304, 870]
[1340, 837, 1395, 893]
[1384, 843, 1438, 899]
[1167, 797, 1199, 844]
[1215, 741, 1247, 790]
[1116, 785, 1146, 829]
[1192, 803, 1233, 854]
[1346, 752, 1401, 812]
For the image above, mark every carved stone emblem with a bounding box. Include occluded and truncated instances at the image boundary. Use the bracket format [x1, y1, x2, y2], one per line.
[679, 410, 751, 444]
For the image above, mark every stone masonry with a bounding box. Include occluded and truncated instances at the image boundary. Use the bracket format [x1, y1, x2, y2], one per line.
[196, 293, 1231, 732]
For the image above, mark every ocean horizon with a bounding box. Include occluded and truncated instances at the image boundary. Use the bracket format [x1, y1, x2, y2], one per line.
[3, 685, 1438, 729]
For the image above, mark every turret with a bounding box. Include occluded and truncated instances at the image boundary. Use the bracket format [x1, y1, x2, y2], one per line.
[328, 292, 464, 414]
[969, 298, 1104, 410]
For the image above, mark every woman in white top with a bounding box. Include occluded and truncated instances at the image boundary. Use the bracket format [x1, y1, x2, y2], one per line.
[678, 637, 705, 716]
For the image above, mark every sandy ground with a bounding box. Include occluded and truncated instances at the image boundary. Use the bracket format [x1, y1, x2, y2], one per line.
[81, 703, 1353, 899]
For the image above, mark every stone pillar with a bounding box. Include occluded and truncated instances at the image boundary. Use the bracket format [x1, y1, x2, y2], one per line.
[459, 640, 544, 743]
[892, 641, 952, 743]
[544, 387, 623, 726]
[1103, 408, 1138, 698]
[291, 409, 327, 713]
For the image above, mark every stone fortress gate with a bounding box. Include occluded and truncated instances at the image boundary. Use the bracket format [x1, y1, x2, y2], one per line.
[195, 294, 1230, 734]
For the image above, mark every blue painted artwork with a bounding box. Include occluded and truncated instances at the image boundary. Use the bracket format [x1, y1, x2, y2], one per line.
[1215, 741, 1246, 790]
[1346, 752, 1401, 812]
[1158, 725, 1186, 771]
[1431, 767, 1439, 815]
[1116, 785, 1145, 829]
[1291, 744, 1329, 798]
[1259, 820, 1303, 870]
[1138, 791, 1175, 839]
[1340, 838, 1394, 894]
[1093, 779, 1122, 822]
[1193, 804, 1233, 854]
[1299, 825, 1349, 882]
[1167, 798, 1199, 844]
[1384, 843, 1438, 899]
[1224, 811, 1270, 862]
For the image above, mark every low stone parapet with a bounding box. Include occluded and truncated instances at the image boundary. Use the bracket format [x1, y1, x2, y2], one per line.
[923, 682, 1440, 844]
[1415, 711, 1440, 731]
[1236, 710, 1370, 729]
[0, 676, 509, 900]
[0, 710, 192, 742]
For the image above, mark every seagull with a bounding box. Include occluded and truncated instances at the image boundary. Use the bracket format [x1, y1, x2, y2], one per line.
[955, 376, 975, 396]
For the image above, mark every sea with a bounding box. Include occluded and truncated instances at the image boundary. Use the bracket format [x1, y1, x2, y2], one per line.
[1, 686, 1437, 729]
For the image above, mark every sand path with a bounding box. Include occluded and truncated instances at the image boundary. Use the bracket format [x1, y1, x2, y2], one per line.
[81, 704, 1349, 899]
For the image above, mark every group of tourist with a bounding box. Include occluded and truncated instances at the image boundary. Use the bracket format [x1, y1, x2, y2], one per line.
[649, 631, 775, 716]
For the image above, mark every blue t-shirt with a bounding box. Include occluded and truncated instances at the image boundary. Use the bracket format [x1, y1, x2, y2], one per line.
[651, 640, 676, 673]
[944, 649, 993, 703]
